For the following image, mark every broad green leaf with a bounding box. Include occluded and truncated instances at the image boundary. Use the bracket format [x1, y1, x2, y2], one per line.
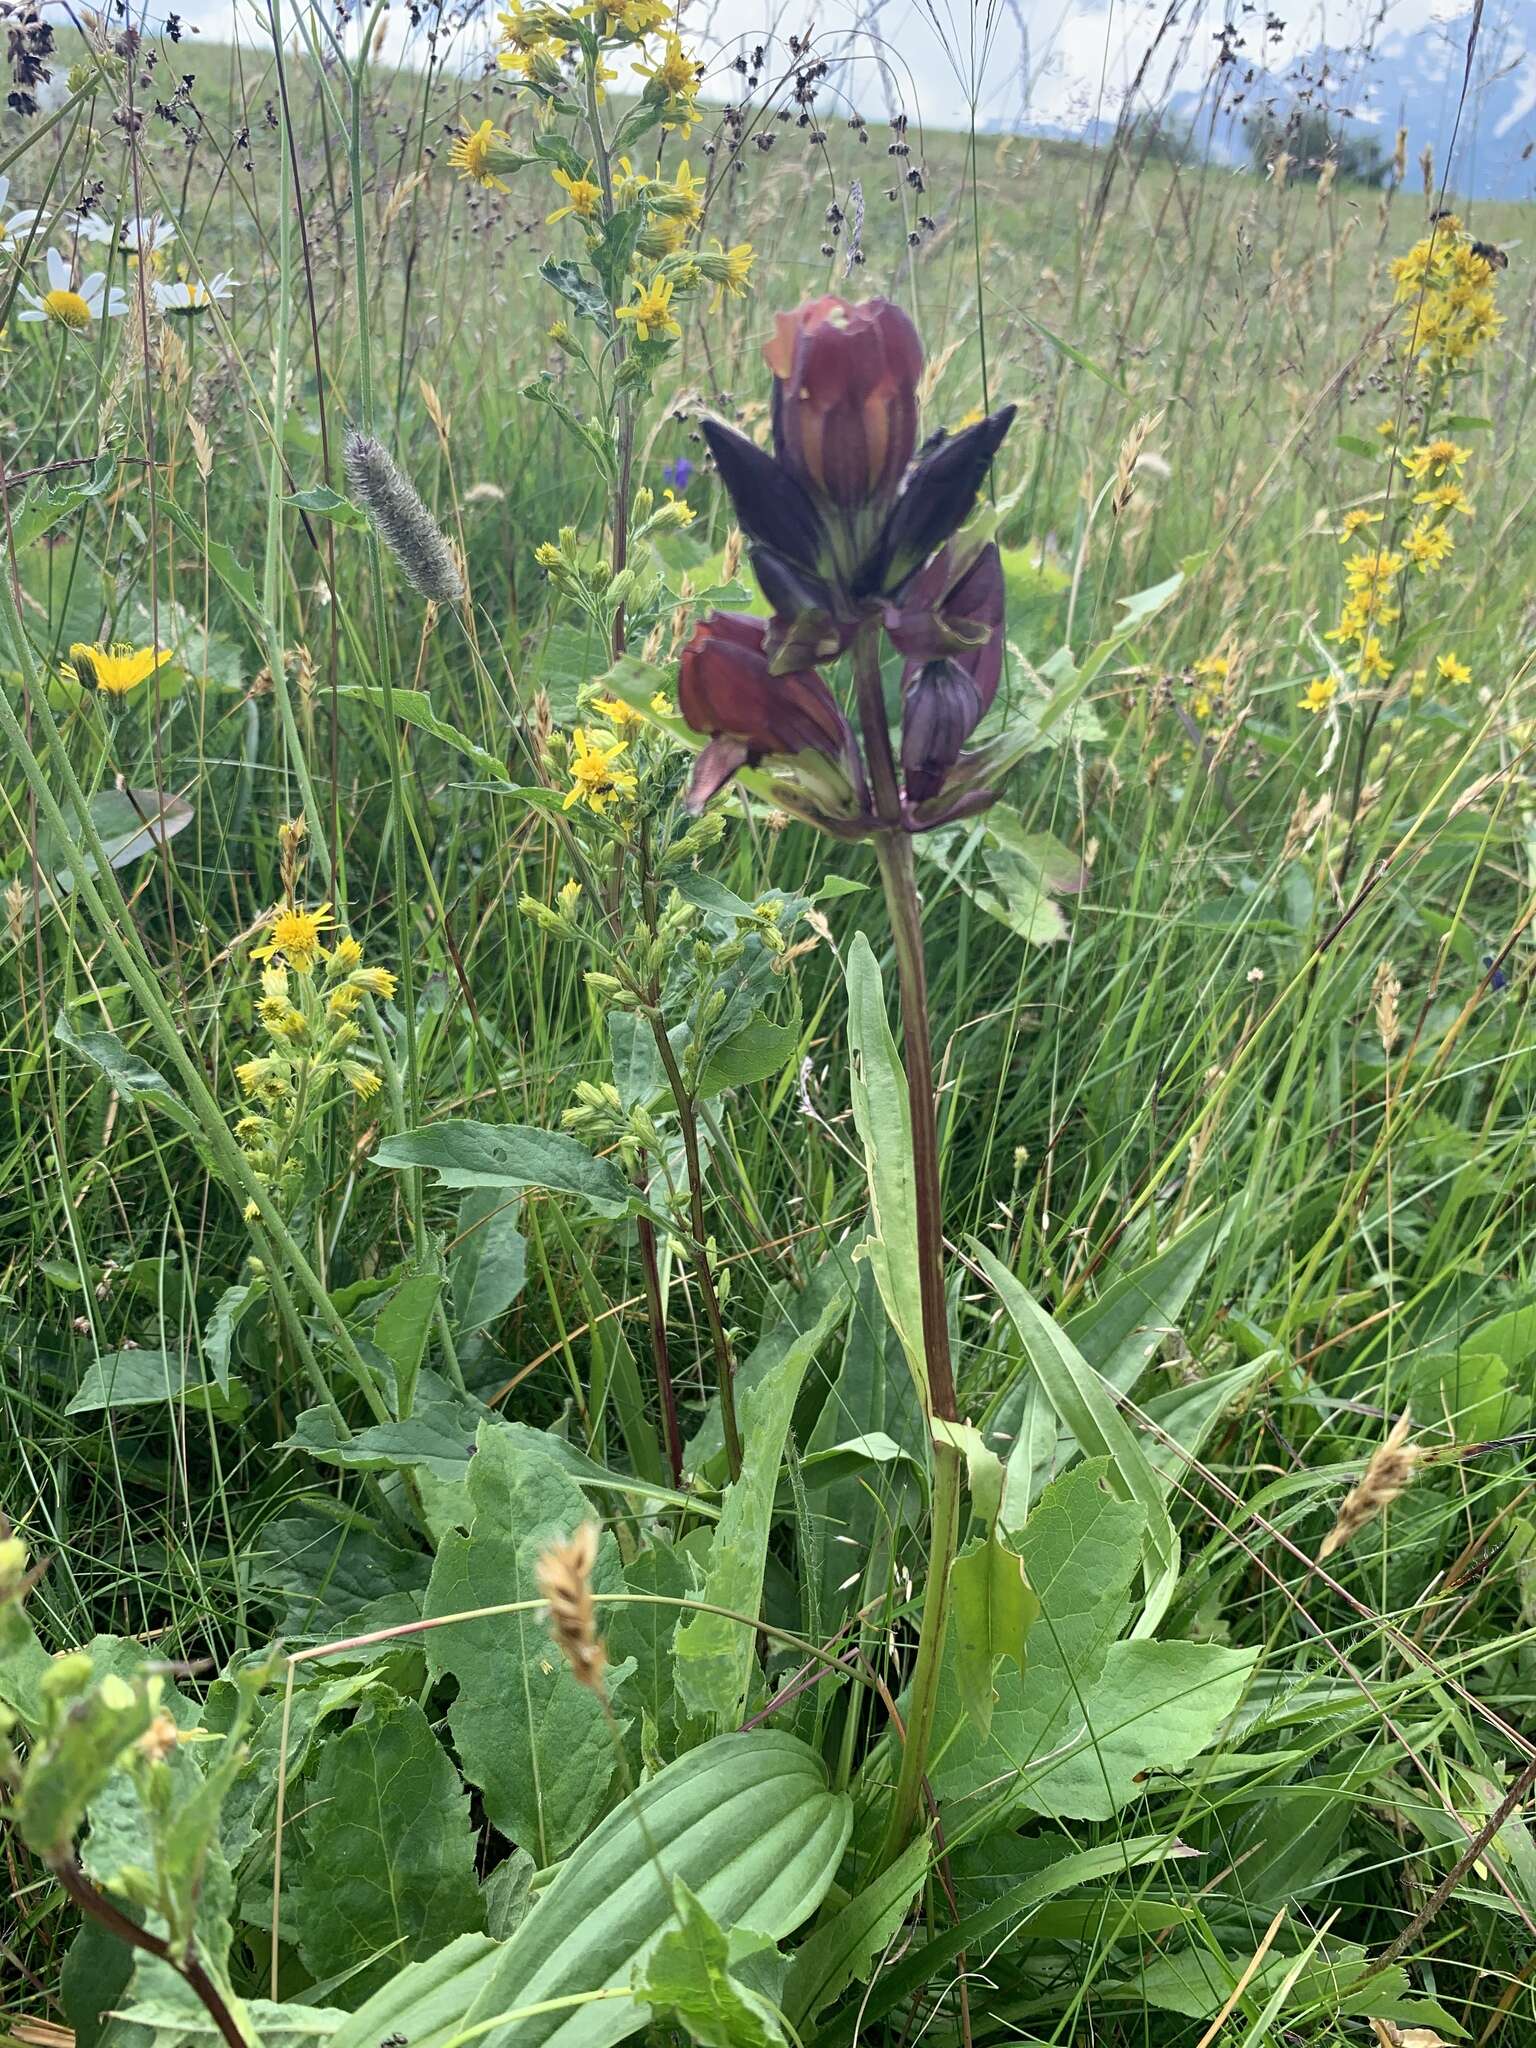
[844, 934, 927, 1408]
[10, 451, 118, 550]
[817, 1835, 1177, 2044]
[607, 1539, 699, 1760]
[53, 1011, 190, 1125]
[324, 1936, 500, 2048]
[61, 1917, 135, 2048]
[363, 1731, 851, 2048]
[450, 1188, 527, 1331]
[483, 1850, 536, 1940]
[675, 1283, 849, 1725]
[66, 1350, 243, 1420]
[373, 1120, 635, 1217]
[163, 503, 261, 619]
[202, 1281, 260, 1396]
[948, 1529, 1039, 1737]
[373, 1267, 442, 1417]
[636, 1880, 784, 2048]
[1406, 1346, 1522, 1444]
[248, 1511, 429, 1641]
[285, 484, 367, 527]
[423, 1421, 632, 1863]
[783, 1833, 930, 2025]
[973, 1243, 1178, 1631]
[539, 254, 615, 335]
[333, 684, 514, 785]
[109, 1973, 343, 2048]
[296, 1694, 484, 2002]
[697, 1013, 799, 1097]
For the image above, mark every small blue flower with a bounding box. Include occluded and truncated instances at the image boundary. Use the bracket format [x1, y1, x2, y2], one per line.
[663, 456, 694, 491]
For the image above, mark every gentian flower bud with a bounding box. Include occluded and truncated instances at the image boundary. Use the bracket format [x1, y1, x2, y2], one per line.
[678, 612, 861, 813]
[700, 418, 826, 575]
[763, 296, 923, 515]
[891, 541, 1005, 802]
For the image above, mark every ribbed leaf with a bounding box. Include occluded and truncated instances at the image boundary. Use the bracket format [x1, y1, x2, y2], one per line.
[331, 1733, 851, 2048]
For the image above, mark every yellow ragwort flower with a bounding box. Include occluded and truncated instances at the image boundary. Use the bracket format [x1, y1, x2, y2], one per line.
[64, 642, 173, 697]
[1402, 438, 1470, 482]
[1414, 481, 1473, 517]
[1355, 637, 1393, 685]
[1403, 516, 1455, 573]
[1192, 653, 1230, 683]
[449, 120, 511, 191]
[563, 726, 638, 814]
[1300, 677, 1338, 715]
[1436, 650, 1472, 686]
[591, 694, 641, 728]
[1339, 508, 1382, 540]
[615, 273, 680, 343]
[253, 902, 336, 971]
[547, 166, 603, 224]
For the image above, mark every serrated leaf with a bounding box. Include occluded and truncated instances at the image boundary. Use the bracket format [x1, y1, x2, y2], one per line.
[296, 1694, 484, 2002]
[948, 1527, 1040, 1736]
[285, 484, 367, 528]
[423, 1422, 632, 1863]
[636, 1881, 784, 2048]
[66, 1350, 244, 1420]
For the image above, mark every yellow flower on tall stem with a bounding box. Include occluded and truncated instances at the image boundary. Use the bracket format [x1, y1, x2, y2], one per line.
[1436, 651, 1472, 686]
[547, 166, 603, 223]
[62, 642, 173, 697]
[448, 120, 512, 191]
[563, 727, 637, 813]
[615, 273, 679, 342]
[253, 902, 336, 972]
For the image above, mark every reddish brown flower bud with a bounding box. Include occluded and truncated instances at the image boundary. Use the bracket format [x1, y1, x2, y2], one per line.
[892, 542, 1006, 802]
[678, 612, 859, 811]
[763, 296, 923, 515]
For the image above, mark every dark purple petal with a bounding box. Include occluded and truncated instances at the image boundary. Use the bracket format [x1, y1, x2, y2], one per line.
[901, 659, 985, 802]
[678, 612, 859, 808]
[686, 737, 751, 812]
[701, 418, 825, 572]
[860, 406, 1016, 599]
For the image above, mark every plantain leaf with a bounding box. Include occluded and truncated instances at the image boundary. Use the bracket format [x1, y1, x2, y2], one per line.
[948, 1527, 1040, 1737]
[783, 1833, 930, 2026]
[329, 1733, 851, 2048]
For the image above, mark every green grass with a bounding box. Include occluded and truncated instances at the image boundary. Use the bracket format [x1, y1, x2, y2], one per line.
[3, 9, 1536, 2043]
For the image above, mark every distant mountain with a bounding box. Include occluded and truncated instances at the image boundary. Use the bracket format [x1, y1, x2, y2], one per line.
[1164, 2, 1536, 201]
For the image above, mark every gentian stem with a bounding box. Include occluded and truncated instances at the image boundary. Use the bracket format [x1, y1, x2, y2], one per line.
[851, 619, 964, 1862]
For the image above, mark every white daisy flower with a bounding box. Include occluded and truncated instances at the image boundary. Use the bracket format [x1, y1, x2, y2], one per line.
[78, 211, 177, 260]
[152, 271, 238, 314]
[17, 248, 128, 329]
[0, 177, 43, 247]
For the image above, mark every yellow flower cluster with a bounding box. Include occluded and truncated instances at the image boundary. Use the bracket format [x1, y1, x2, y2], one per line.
[232, 921, 398, 1215]
[1389, 216, 1503, 377]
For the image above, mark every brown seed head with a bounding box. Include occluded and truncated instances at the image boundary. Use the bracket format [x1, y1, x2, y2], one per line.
[1319, 1411, 1423, 1561]
[536, 1522, 607, 1694]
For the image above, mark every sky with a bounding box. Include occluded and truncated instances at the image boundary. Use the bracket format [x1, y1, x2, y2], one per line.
[127, 0, 1489, 137]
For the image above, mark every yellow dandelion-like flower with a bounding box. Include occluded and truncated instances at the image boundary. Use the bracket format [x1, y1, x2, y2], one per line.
[563, 726, 638, 814]
[547, 165, 604, 224]
[1436, 650, 1472, 686]
[1402, 438, 1470, 482]
[614, 273, 679, 343]
[650, 690, 675, 716]
[1343, 546, 1405, 591]
[63, 642, 172, 697]
[1300, 677, 1338, 715]
[253, 901, 335, 971]
[1192, 652, 1230, 682]
[449, 120, 511, 191]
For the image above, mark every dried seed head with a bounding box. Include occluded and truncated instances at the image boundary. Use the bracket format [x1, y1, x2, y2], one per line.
[1111, 412, 1162, 520]
[344, 430, 464, 605]
[1318, 1411, 1423, 1561]
[1373, 959, 1402, 1055]
[536, 1522, 607, 1694]
[278, 814, 308, 896]
[188, 413, 214, 482]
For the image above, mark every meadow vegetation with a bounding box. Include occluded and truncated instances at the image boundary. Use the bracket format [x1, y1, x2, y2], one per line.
[3, 6, 1536, 2045]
